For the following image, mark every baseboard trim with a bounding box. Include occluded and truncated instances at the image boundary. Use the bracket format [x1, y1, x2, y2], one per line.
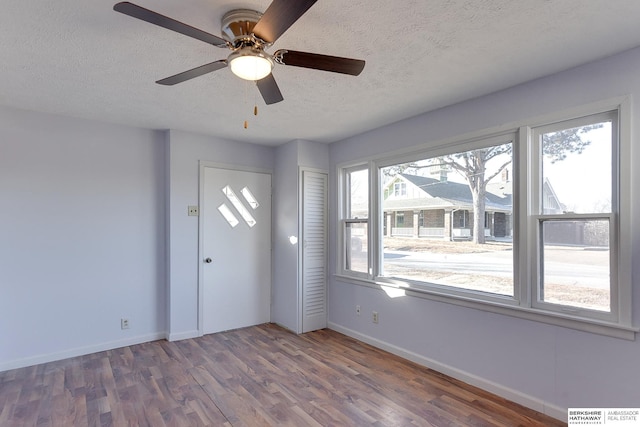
[0, 332, 166, 372]
[167, 329, 200, 342]
[328, 322, 566, 422]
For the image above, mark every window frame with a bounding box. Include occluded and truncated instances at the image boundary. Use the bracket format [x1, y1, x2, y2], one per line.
[529, 111, 619, 323]
[336, 97, 636, 339]
[339, 164, 371, 279]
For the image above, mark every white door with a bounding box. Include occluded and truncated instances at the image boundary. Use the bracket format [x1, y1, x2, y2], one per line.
[202, 166, 271, 334]
[301, 170, 327, 332]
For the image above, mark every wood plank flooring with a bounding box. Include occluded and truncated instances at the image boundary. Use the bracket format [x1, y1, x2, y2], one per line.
[0, 323, 566, 426]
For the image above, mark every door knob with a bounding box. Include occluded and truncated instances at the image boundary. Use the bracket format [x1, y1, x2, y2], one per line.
[204, 257, 212, 264]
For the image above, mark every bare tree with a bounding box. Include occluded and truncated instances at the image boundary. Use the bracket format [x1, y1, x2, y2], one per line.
[385, 124, 602, 244]
[441, 145, 511, 243]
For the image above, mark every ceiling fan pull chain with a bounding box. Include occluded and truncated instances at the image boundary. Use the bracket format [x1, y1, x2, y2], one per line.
[244, 120, 249, 129]
[254, 105, 258, 116]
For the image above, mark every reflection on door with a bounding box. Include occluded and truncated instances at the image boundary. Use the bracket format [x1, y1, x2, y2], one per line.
[202, 167, 271, 334]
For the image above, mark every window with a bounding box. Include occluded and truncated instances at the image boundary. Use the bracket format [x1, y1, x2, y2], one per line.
[394, 182, 406, 196]
[342, 166, 369, 276]
[531, 112, 616, 319]
[339, 101, 633, 338]
[380, 137, 514, 298]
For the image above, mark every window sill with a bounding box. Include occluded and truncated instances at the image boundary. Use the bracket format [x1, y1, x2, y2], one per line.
[333, 274, 638, 340]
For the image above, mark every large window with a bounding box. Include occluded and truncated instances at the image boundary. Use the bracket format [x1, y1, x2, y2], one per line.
[339, 102, 633, 338]
[380, 137, 514, 299]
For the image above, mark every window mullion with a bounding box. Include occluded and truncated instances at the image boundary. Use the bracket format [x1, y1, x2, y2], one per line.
[518, 126, 534, 308]
[370, 161, 380, 279]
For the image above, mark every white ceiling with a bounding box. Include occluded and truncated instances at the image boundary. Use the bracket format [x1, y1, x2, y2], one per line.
[2, 1, 640, 146]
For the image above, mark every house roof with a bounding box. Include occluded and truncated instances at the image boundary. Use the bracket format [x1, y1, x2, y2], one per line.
[387, 174, 511, 212]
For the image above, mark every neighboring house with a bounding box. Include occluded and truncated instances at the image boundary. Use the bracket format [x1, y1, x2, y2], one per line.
[537, 176, 609, 247]
[382, 172, 513, 240]
[382, 172, 568, 241]
[381, 170, 561, 242]
[382, 171, 604, 246]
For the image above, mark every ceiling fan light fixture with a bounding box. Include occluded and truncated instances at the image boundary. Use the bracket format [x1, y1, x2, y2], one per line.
[228, 48, 274, 81]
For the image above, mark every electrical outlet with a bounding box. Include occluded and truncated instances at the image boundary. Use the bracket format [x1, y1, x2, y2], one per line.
[188, 205, 199, 216]
[372, 311, 379, 324]
[356, 305, 361, 315]
[121, 318, 130, 330]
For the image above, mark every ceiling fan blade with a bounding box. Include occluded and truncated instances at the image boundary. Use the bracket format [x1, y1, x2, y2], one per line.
[256, 74, 284, 105]
[253, 0, 317, 43]
[275, 50, 365, 76]
[156, 60, 228, 86]
[113, 2, 228, 47]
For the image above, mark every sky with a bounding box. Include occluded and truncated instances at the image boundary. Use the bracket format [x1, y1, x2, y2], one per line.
[543, 124, 611, 213]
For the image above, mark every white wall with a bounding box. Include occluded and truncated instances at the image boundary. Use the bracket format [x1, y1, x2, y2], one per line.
[328, 47, 640, 418]
[166, 129, 274, 339]
[0, 107, 166, 370]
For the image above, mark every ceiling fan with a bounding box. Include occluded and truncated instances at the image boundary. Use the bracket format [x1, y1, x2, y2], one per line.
[113, 0, 366, 105]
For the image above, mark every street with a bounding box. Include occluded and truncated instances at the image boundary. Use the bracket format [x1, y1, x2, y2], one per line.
[383, 248, 609, 289]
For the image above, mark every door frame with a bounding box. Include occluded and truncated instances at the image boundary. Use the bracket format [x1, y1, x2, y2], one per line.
[197, 161, 273, 336]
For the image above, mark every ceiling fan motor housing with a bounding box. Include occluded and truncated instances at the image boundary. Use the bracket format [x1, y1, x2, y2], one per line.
[221, 9, 275, 81]
[221, 9, 264, 47]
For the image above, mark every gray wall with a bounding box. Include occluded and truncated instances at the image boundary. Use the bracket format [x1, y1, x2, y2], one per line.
[166, 129, 275, 339]
[0, 111, 277, 370]
[0, 107, 166, 368]
[272, 140, 301, 332]
[327, 47, 640, 417]
[272, 139, 329, 332]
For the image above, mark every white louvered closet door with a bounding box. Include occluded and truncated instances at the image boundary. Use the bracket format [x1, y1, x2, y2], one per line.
[301, 170, 328, 333]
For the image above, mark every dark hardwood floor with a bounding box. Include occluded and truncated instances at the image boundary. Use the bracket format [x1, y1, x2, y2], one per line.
[0, 323, 565, 426]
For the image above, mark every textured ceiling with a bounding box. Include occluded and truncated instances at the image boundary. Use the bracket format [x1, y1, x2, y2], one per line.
[2, 1, 640, 146]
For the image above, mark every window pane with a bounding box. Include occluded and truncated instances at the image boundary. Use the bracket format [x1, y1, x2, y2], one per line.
[541, 121, 612, 214]
[380, 142, 513, 297]
[345, 222, 368, 273]
[348, 169, 368, 219]
[540, 219, 610, 311]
